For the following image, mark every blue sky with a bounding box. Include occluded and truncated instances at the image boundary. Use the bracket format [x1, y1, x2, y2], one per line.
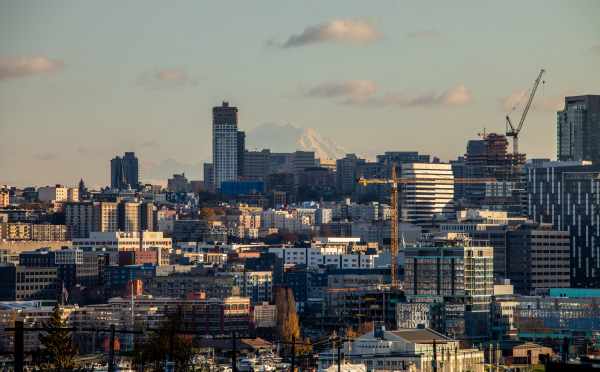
[1, 1, 599, 186]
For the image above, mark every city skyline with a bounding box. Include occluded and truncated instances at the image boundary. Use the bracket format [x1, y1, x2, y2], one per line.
[1, 1, 600, 187]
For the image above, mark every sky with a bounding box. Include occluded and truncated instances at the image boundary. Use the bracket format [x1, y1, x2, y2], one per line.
[1, 1, 599, 187]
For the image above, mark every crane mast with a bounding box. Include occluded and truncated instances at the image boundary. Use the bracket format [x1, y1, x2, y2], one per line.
[357, 166, 495, 289]
[505, 68, 546, 156]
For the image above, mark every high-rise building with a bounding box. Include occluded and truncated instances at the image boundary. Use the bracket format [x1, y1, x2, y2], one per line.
[463, 133, 525, 215]
[0, 190, 9, 207]
[399, 163, 455, 228]
[111, 152, 139, 190]
[528, 161, 600, 287]
[404, 236, 494, 339]
[557, 95, 600, 163]
[212, 102, 239, 189]
[336, 154, 366, 195]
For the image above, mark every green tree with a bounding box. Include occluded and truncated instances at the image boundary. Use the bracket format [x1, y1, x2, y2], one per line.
[37, 305, 78, 372]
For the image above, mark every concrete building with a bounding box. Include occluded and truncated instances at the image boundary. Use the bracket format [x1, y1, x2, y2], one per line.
[72, 231, 171, 264]
[212, 102, 239, 189]
[400, 163, 455, 228]
[506, 224, 570, 295]
[0, 265, 58, 301]
[37, 185, 79, 203]
[528, 161, 600, 287]
[557, 95, 600, 163]
[318, 326, 484, 372]
[111, 152, 139, 190]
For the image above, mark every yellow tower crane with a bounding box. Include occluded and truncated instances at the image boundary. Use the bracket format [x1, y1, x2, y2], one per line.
[358, 165, 496, 289]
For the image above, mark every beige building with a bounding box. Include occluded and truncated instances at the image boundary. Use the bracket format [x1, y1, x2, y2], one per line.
[72, 231, 171, 264]
[38, 185, 79, 203]
[31, 224, 69, 241]
[1, 223, 31, 240]
[0, 190, 9, 207]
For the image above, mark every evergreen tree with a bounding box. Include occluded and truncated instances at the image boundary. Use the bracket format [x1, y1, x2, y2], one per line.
[38, 305, 78, 372]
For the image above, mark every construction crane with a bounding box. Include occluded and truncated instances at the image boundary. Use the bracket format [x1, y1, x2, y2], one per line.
[357, 166, 495, 289]
[505, 68, 546, 157]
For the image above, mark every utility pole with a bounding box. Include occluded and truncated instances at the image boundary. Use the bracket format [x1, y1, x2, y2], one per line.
[291, 335, 296, 372]
[337, 337, 342, 372]
[108, 324, 116, 372]
[432, 339, 437, 372]
[14, 320, 23, 372]
[232, 331, 237, 372]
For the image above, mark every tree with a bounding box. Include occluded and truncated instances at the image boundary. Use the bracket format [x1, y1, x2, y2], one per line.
[37, 305, 78, 371]
[275, 287, 302, 357]
[135, 309, 194, 372]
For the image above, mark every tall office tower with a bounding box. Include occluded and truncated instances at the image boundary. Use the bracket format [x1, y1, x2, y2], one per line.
[557, 95, 600, 163]
[336, 154, 366, 195]
[203, 163, 214, 191]
[528, 161, 600, 287]
[118, 201, 141, 232]
[111, 152, 139, 190]
[212, 102, 239, 189]
[237, 130, 246, 178]
[404, 237, 494, 339]
[400, 163, 455, 229]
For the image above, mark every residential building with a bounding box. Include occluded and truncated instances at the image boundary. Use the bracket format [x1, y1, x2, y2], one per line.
[404, 236, 494, 339]
[557, 95, 600, 163]
[213, 101, 239, 189]
[238, 270, 272, 304]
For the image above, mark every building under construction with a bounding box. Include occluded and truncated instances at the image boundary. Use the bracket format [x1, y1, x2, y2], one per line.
[461, 132, 526, 216]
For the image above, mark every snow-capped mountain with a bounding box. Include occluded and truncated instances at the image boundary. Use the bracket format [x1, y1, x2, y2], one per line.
[246, 123, 347, 160]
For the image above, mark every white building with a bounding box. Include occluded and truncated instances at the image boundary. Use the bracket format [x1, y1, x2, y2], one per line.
[72, 231, 172, 263]
[400, 163, 455, 228]
[318, 327, 484, 372]
[267, 246, 381, 269]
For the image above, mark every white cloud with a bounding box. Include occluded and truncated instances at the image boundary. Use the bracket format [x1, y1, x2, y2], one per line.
[275, 19, 381, 48]
[137, 68, 198, 89]
[305, 80, 377, 104]
[0, 56, 64, 81]
[304, 80, 471, 108]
